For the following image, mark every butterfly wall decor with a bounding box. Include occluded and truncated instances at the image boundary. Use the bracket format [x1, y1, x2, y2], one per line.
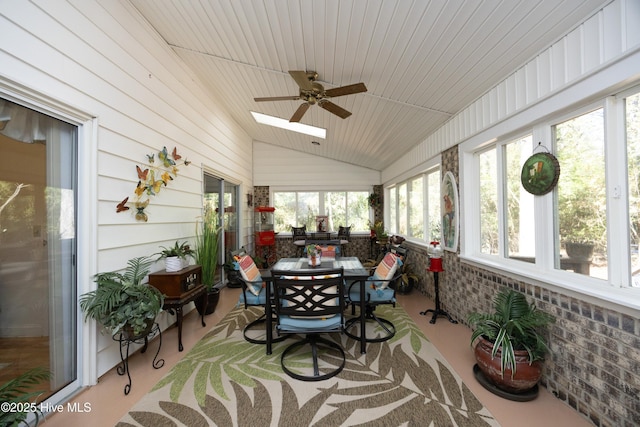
[116, 146, 191, 220]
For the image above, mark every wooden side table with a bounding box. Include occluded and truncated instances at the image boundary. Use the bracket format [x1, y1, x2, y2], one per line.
[149, 266, 208, 351]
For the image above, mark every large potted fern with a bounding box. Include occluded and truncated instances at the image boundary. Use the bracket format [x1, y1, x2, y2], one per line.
[80, 256, 164, 339]
[468, 289, 555, 395]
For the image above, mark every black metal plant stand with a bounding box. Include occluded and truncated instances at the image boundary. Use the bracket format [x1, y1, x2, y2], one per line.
[113, 322, 164, 395]
[420, 270, 458, 324]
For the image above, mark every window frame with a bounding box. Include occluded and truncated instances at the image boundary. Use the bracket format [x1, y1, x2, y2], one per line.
[386, 164, 441, 244]
[460, 91, 640, 310]
[271, 188, 371, 234]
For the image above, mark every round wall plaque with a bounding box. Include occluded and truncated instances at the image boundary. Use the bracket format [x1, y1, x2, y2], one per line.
[520, 152, 560, 195]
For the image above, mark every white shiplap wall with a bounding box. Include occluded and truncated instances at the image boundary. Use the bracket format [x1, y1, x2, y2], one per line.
[1, 0, 253, 379]
[253, 141, 380, 189]
[382, 0, 640, 184]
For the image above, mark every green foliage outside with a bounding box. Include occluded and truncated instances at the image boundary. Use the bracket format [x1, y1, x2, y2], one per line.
[273, 191, 369, 233]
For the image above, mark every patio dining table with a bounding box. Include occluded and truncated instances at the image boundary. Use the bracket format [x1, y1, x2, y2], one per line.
[262, 257, 370, 355]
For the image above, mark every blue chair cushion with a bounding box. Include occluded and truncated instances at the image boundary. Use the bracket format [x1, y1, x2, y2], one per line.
[349, 285, 395, 303]
[238, 286, 267, 306]
[278, 314, 342, 333]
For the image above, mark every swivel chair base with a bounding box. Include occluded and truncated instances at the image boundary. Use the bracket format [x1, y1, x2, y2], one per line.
[243, 313, 287, 345]
[344, 308, 395, 343]
[281, 334, 345, 381]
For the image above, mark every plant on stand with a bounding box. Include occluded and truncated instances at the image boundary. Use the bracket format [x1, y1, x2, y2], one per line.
[80, 256, 164, 339]
[156, 240, 194, 272]
[468, 288, 555, 397]
[195, 209, 222, 315]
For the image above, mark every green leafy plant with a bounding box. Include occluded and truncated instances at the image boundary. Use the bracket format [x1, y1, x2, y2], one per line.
[468, 289, 555, 376]
[195, 210, 222, 291]
[400, 262, 420, 288]
[155, 240, 195, 260]
[80, 256, 164, 337]
[0, 367, 50, 426]
[368, 220, 388, 240]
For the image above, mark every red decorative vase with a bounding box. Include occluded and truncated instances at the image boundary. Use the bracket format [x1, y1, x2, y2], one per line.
[474, 335, 543, 394]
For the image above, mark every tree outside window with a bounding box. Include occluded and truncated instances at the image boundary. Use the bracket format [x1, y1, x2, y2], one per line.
[555, 108, 607, 279]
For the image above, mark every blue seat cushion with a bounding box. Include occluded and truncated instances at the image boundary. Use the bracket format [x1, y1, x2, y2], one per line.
[349, 286, 395, 303]
[278, 314, 342, 333]
[238, 287, 267, 306]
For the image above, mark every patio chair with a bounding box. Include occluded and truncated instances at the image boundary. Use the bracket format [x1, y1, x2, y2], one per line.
[345, 251, 404, 343]
[291, 225, 307, 256]
[236, 254, 285, 345]
[272, 267, 346, 381]
[337, 225, 351, 256]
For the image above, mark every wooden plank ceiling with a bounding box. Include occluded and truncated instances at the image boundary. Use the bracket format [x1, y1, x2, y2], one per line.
[130, 0, 609, 171]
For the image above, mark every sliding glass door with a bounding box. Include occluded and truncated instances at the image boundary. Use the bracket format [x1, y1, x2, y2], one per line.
[0, 98, 77, 400]
[203, 172, 239, 285]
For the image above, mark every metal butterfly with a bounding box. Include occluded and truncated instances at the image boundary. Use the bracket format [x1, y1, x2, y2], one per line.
[136, 165, 149, 181]
[158, 146, 175, 168]
[116, 197, 129, 213]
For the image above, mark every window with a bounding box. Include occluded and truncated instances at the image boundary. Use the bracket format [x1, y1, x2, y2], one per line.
[479, 148, 498, 255]
[273, 191, 369, 233]
[477, 136, 536, 260]
[388, 167, 440, 242]
[627, 92, 640, 285]
[554, 109, 606, 279]
[462, 86, 640, 298]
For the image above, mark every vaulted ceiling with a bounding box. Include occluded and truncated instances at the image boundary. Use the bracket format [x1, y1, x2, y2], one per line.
[130, 0, 610, 171]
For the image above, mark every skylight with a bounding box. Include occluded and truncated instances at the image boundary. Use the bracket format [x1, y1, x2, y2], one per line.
[251, 111, 326, 139]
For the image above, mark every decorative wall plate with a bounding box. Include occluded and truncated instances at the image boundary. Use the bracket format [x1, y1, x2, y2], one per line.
[520, 152, 560, 195]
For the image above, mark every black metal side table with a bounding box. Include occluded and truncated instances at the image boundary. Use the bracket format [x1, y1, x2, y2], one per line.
[113, 322, 164, 395]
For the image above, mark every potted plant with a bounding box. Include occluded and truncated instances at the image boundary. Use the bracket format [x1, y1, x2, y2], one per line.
[0, 367, 50, 426]
[396, 261, 419, 294]
[80, 256, 164, 339]
[468, 288, 555, 395]
[156, 240, 195, 272]
[195, 209, 222, 315]
[223, 252, 242, 288]
[368, 220, 388, 244]
[368, 192, 381, 208]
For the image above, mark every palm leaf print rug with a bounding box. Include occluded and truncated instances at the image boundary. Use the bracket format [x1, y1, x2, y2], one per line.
[117, 304, 499, 427]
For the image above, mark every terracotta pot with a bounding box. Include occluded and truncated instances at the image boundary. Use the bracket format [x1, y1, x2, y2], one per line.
[196, 288, 220, 315]
[474, 335, 543, 394]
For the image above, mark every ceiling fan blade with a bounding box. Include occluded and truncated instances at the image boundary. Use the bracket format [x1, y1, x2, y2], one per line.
[254, 95, 300, 102]
[319, 101, 352, 119]
[289, 70, 314, 91]
[324, 82, 367, 98]
[290, 103, 310, 122]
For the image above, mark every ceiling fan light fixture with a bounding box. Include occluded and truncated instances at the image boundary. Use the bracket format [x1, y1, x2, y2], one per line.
[251, 111, 326, 139]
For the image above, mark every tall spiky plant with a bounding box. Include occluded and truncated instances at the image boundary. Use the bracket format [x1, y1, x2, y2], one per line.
[196, 209, 222, 291]
[468, 289, 555, 377]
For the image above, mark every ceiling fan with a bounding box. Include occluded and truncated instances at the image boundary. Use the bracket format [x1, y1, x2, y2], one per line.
[254, 71, 367, 122]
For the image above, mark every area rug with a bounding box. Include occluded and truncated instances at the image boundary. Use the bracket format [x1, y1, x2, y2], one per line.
[117, 305, 499, 427]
